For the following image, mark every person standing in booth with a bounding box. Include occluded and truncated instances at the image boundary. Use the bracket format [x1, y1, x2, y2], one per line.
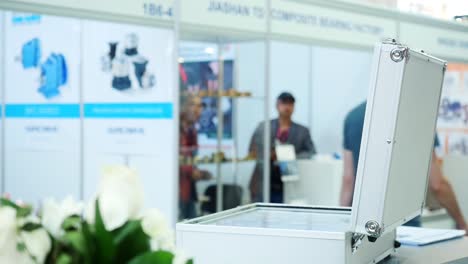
[249, 92, 316, 203]
[179, 96, 212, 219]
[340, 101, 468, 232]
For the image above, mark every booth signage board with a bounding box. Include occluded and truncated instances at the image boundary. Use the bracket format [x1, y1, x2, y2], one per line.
[0, 11, 4, 193]
[400, 22, 468, 62]
[4, 0, 173, 21]
[180, 0, 266, 33]
[176, 41, 445, 264]
[3, 13, 81, 202]
[270, 0, 397, 47]
[81, 20, 177, 224]
[5, 0, 468, 63]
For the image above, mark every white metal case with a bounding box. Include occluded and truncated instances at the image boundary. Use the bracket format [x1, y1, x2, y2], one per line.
[351, 41, 446, 238]
[177, 204, 395, 264]
[176, 41, 446, 264]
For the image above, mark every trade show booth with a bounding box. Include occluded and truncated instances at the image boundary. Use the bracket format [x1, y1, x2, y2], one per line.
[1, 0, 468, 228]
[176, 40, 447, 263]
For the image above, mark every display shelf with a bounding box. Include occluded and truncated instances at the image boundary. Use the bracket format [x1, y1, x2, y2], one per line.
[181, 89, 253, 98]
[179, 42, 267, 214]
[179, 155, 255, 166]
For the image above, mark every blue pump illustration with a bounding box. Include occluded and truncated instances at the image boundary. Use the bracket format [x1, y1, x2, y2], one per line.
[21, 38, 41, 68]
[39, 53, 68, 99]
[101, 33, 156, 91]
[18, 38, 69, 99]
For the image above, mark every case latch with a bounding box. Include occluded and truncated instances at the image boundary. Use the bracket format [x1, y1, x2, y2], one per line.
[390, 47, 409, 63]
[365, 220, 383, 238]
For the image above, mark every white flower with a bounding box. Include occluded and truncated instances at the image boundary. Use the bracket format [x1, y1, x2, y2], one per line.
[84, 198, 96, 226]
[17, 214, 40, 227]
[158, 230, 176, 251]
[173, 250, 190, 264]
[86, 166, 144, 231]
[20, 229, 51, 264]
[0, 207, 18, 260]
[41, 196, 83, 237]
[148, 229, 175, 252]
[142, 209, 169, 238]
[142, 209, 175, 252]
[0, 207, 41, 264]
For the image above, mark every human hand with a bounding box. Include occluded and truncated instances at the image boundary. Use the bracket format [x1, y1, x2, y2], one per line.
[200, 170, 212, 180]
[455, 222, 468, 236]
[192, 169, 203, 180]
[271, 149, 277, 161]
[192, 169, 212, 181]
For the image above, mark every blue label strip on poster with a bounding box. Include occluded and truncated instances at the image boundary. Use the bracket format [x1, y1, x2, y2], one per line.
[5, 104, 80, 118]
[84, 103, 173, 119]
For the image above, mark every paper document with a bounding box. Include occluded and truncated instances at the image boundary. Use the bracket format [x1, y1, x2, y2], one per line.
[397, 226, 466, 246]
[275, 144, 296, 161]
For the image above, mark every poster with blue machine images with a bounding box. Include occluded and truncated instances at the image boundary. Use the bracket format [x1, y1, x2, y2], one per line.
[82, 20, 177, 223]
[0, 11, 4, 193]
[3, 13, 81, 202]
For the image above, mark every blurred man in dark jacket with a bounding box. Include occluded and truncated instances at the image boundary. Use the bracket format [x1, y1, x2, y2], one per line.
[249, 92, 316, 203]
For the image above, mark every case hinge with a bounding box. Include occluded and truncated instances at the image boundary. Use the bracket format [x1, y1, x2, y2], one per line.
[351, 233, 365, 253]
[382, 38, 399, 45]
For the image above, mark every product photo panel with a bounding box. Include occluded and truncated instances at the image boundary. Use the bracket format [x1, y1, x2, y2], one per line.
[4, 12, 80, 103]
[81, 19, 174, 103]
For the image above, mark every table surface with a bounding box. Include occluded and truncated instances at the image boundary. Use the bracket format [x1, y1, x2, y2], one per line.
[383, 237, 468, 264]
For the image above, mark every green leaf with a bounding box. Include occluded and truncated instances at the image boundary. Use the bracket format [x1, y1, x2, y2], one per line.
[128, 251, 175, 264]
[113, 221, 151, 264]
[17, 242, 26, 252]
[113, 220, 141, 245]
[1, 198, 33, 217]
[45, 237, 59, 264]
[21, 222, 42, 232]
[56, 253, 73, 264]
[186, 259, 194, 264]
[17, 205, 33, 218]
[61, 215, 81, 232]
[94, 199, 116, 264]
[81, 221, 95, 264]
[64, 231, 87, 255]
[1, 198, 20, 209]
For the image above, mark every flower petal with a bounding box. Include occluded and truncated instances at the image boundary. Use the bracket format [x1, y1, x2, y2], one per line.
[141, 209, 169, 238]
[0, 207, 17, 254]
[97, 166, 144, 230]
[21, 229, 52, 264]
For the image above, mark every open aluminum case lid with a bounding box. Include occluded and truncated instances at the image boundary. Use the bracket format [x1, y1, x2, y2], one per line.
[350, 40, 446, 238]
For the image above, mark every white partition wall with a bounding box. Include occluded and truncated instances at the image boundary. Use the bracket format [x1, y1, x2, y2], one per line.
[236, 42, 266, 158]
[270, 42, 310, 127]
[310, 47, 372, 154]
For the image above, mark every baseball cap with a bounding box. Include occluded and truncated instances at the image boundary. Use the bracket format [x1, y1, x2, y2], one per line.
[277, 92, 295, 103]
